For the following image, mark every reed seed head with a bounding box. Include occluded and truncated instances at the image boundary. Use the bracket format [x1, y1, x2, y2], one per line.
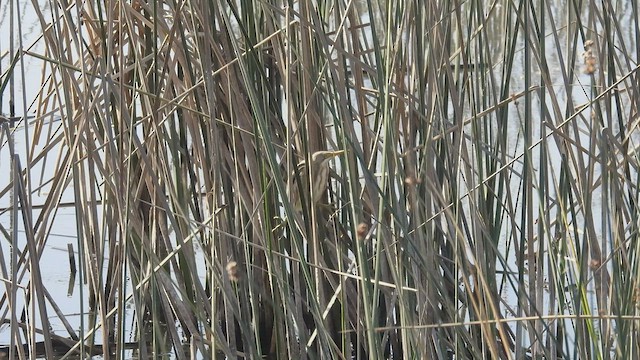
[404, 175, 421, 186]
[226, 261, 241, 282]
[356, 222, 369, 240]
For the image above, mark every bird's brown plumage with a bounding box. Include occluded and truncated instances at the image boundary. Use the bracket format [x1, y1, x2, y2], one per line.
[289, 150, 344, 211]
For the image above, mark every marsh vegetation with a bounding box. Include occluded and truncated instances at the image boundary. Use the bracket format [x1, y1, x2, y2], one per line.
[1, 0, 640, 359]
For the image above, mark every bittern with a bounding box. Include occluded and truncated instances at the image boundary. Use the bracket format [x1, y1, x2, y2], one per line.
[289, 150, 344, 211]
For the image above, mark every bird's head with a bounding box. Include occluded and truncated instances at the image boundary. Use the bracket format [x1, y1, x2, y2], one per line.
[311, 150, 345, 164]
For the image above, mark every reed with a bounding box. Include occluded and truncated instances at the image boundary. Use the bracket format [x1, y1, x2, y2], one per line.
[1, 0, 639, 358]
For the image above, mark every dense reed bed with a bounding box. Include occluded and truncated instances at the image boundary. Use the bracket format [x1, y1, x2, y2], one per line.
[1, 0, 640, 359]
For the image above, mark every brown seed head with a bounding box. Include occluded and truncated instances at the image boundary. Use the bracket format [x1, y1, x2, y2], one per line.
[582, 47, 597, 75]
[226, 261, 241, 282]
[356, 223, 369, 240]
[404, 175, 422, 186]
